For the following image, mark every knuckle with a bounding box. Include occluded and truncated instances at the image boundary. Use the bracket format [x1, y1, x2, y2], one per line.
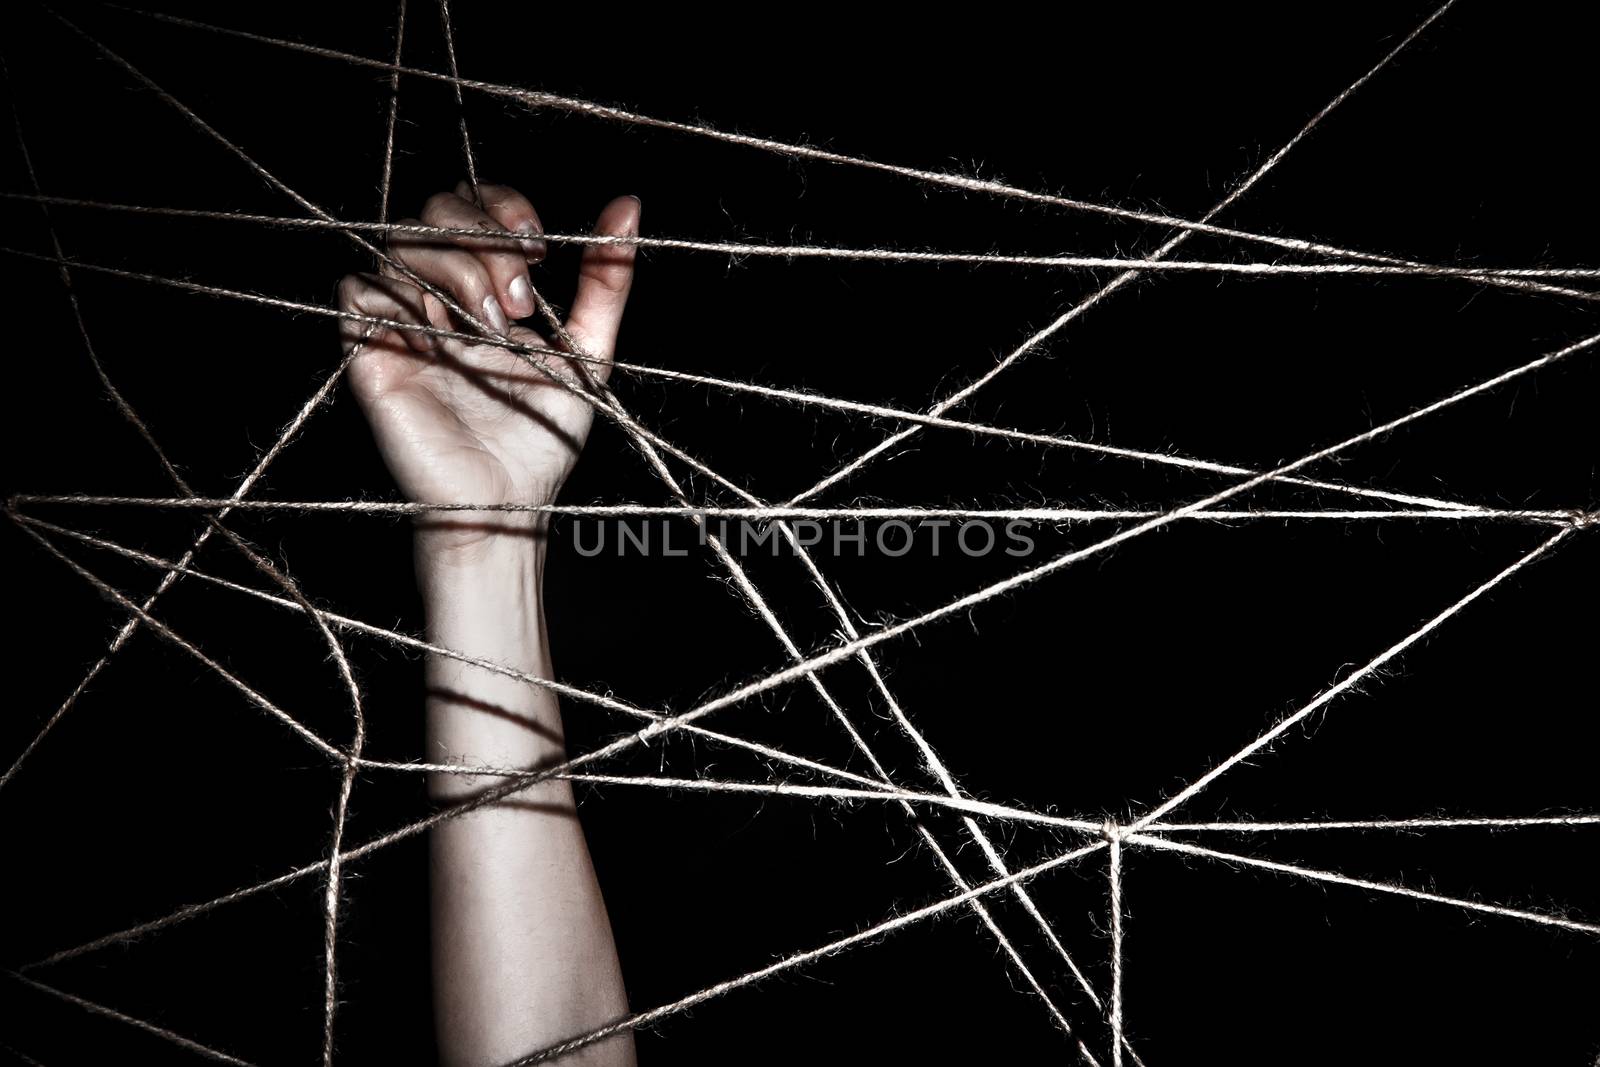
[482, 249, 523, 276]
[457, 260, 491, 297]
[587, 262, 632, 296]
[387, 217, 426, 253]
[335, 275, 362, 308]
[336, 272, 385, 311]
[421, 192, 460, 221]
[482, 184, 534, 218]
[436, 261, 491, 310]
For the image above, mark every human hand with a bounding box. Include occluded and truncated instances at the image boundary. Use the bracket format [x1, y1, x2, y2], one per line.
[338, 183, 640, 557]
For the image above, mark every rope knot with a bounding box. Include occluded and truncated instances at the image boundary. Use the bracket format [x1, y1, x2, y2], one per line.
[1101, 819, 1125, 843]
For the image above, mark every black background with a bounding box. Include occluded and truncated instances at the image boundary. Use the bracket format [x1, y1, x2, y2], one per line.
[2, 1, 1596, 1063]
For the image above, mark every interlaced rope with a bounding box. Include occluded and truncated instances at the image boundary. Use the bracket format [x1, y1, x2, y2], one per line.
[3, 3, 1595, 1064]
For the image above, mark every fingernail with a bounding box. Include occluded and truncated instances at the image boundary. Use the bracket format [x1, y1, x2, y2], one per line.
[481, 294, 510, 335]
[516, 220, 547, 262]
[507, 276, 534, 318]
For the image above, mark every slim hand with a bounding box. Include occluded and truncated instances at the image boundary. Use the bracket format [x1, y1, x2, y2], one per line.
[338, 183, 640, 548]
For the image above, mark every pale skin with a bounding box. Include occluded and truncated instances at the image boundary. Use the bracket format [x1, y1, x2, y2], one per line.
[337, 183, 640, 1067]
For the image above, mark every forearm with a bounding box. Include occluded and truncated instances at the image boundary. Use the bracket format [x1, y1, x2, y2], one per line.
[420, 529, 633, 1067]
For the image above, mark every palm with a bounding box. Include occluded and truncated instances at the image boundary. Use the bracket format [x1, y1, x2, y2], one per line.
[350, 326, 594, 508]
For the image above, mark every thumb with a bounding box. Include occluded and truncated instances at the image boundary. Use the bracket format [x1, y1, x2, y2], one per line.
[563, 195, 640, 384]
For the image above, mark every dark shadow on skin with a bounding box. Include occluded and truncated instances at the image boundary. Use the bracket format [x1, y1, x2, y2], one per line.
[394, 339, 586, 457]
[434, 793, 578, 820]
[434, 344, 583, 448]
[427, 685, 564, 745]
[429, 745, 579, 816]
[496, 797, 579, 817]
[412, 517, 552, 542]
[355, 270, 590, 461]
[353, 277, 608, 821]
[365, 323, 609, 541]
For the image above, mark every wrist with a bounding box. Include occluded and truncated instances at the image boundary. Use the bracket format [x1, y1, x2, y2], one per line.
[417, 510, 546, 583]
[415, 510, 549, 574]
[417, 525, 547, 655]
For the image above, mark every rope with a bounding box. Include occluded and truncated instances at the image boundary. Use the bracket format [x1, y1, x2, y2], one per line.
[6, 193, 1599, 283]
[107, 1, 1596, 310]
[23, 320, 1594, 979]
[10, 3, 1595, 1060]
[12, 495, 1585, 525]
